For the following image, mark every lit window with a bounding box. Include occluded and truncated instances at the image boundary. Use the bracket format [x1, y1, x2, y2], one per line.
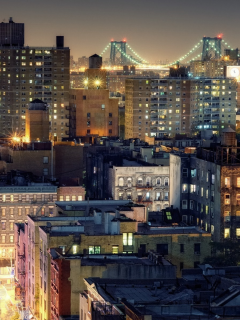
[190, 184, 196, 193]
[236, 228, 240, 239]
[89, 246, 101, 254]
[225, 177, 230, 187]
[237, 177, 240, 187]
[72, 245, 77, 254]
[78, 196, 82, 201]
[112, 246, 119, 254]
[72, 196, 76, 201]
[2, 195, 6, 202]
[123, 233, 133, 246]
[182, 184, 188, 193]
[201, 187, 203, 197]
[59, 196, 64, 201]
[66, 196, 70, 201]
[206, 189, 208, 199]
[224, 228, 230, 238]
[53, 115, 57, 119]
[236, 194, 240, 205]
[10, 195, 14, 202]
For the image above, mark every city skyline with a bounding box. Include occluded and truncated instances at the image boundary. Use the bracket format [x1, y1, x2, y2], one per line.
[1, 0, 240, 63]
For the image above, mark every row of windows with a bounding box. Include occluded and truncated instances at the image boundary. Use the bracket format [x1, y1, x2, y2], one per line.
[1, 206, 54, 217]
[0, 249, 13, 257]
[69, 240, 202, 256]
[2, 222, 14, 230]
[118, 177, 169, 187]
[119, 191, 169, 201]
[59, 195, 82, 201]
[1, 235, 13, 243]
[87, 112, 112, 118]
[224, 228, 240, 239]
[0, 193, 54, 202]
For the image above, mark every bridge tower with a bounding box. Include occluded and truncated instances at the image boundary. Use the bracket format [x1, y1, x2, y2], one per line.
[202, 36, 222, 60]
[110, 40, 127, 65]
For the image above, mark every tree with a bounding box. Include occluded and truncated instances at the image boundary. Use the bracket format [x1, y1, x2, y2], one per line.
[203, 240, 240, 267]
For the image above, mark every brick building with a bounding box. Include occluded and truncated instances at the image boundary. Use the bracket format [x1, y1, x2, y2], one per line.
[69, 55, 119, 139]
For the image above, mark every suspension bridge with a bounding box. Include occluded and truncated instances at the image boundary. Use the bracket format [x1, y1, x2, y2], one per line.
[100, 36, 239, 68]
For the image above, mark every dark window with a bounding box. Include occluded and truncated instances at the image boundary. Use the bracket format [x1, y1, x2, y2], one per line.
[194, 261, 200, 268]
[180, 244, 184, 253]
[180, 262, 184, 270]
[87, 121, 90, 126]
[87, 130, 90, 134]
[109, 113, 112, 117]
[109, 129, 112, 134]
[87, 113, 90, 118]
[83, 95, 86, 100]
[194, 243, 200, 254]
[156, 243, 168, 255]
[109, 121, 112, 125]
[43, 156, 48, 164]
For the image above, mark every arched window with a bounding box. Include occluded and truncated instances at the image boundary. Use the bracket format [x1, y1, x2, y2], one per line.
[119, 177, 124, 186]
[156, 205, 161, 211]
[164, 177, 169, 186]
[127, 177, 132, 187]
[138, 177, 143, 186]
[156, 177, 161, 186]
[146, 177, 151, 187]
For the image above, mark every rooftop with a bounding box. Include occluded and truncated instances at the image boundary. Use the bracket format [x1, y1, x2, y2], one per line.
[50, 250, 173, 267]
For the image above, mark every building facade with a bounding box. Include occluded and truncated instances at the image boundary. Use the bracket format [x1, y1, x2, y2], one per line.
[109, 161, 170, 211]
[125, 77, 237, 139]
[170, 128, 240, 242]
[0, 184, 57, 266]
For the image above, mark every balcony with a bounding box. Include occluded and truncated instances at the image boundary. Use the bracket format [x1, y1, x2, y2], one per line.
[136, 184, 152, 189]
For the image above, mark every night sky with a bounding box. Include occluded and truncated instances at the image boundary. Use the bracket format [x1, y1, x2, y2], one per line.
[1, 0, 240, 63]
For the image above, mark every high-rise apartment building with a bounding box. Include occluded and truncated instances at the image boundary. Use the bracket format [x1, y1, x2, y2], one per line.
[125, 78, 191, 139]
[190, 59, 237, 78]
[125, 78, 151, 139]
[125, 77, 236, 139]
[191, 78, 237, 134]
[0, 19, 70, 141]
